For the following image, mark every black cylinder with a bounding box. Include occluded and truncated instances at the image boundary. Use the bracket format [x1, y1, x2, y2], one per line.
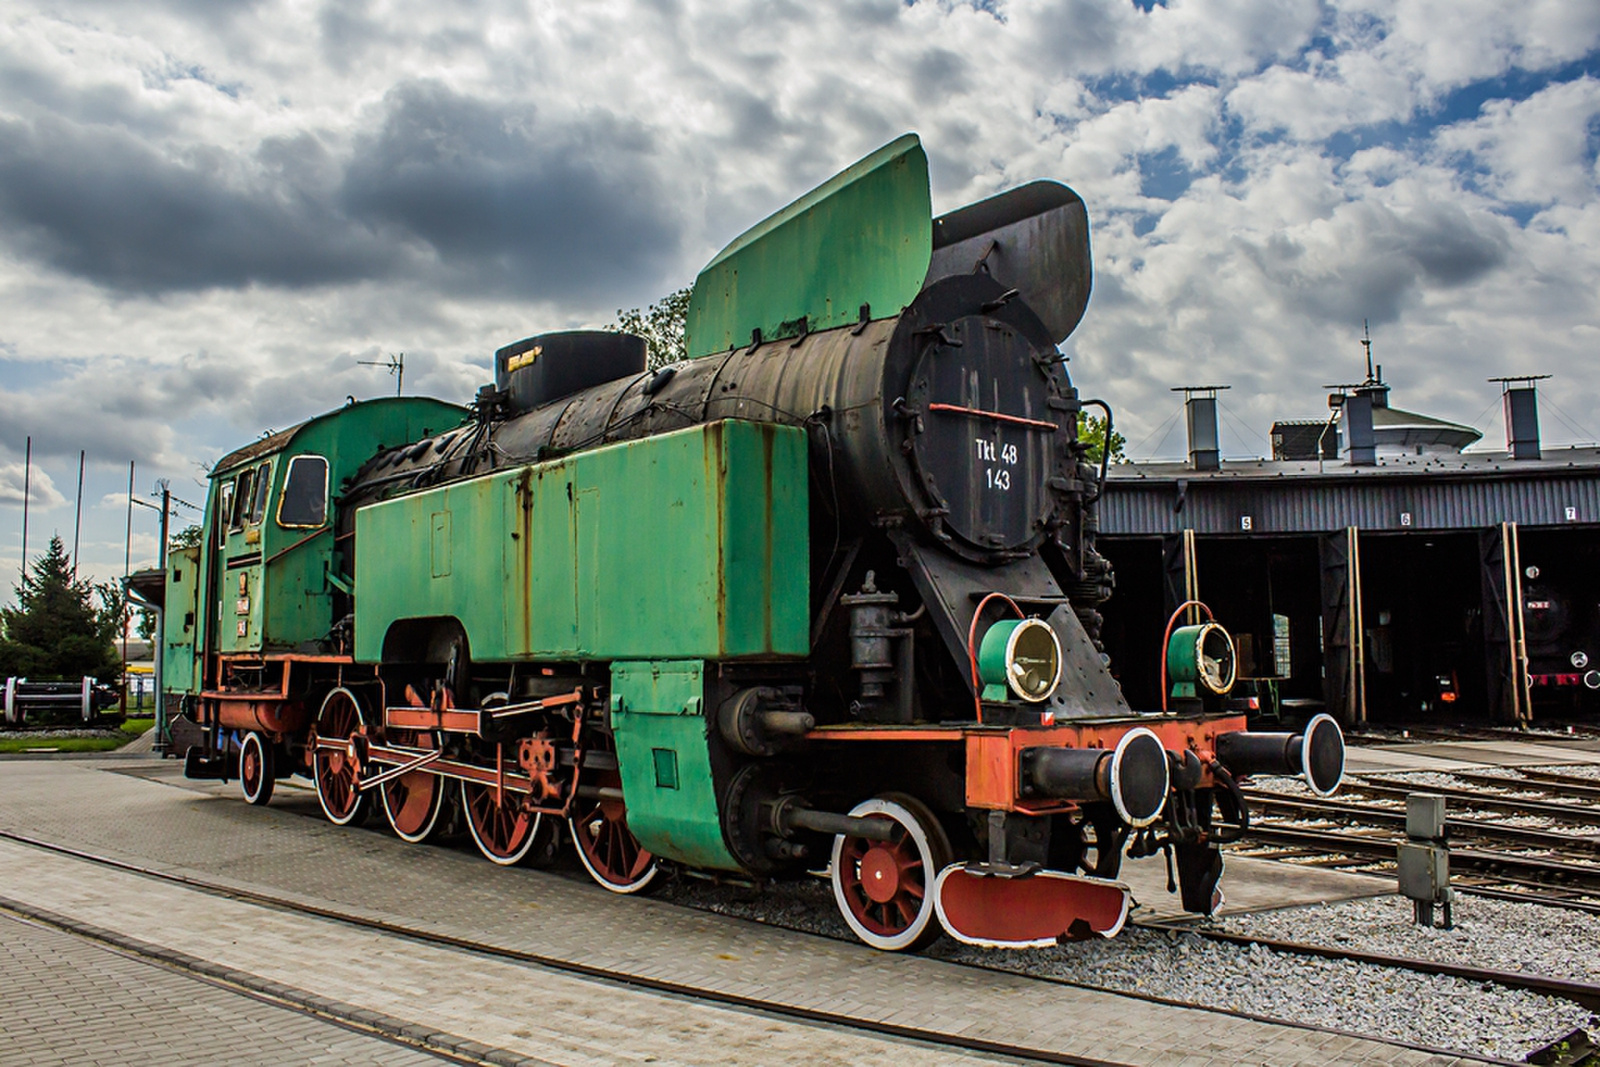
[1019, 728, 1169, 828]
[1216, 713, 1344, 797]
[1214, 730, 1300, 777]
[1020, 745, 1109, 800]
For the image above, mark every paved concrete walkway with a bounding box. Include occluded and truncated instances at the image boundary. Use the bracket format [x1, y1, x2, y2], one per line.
[0, 759, 1481, 1066]
[0, 911, 444, 1067]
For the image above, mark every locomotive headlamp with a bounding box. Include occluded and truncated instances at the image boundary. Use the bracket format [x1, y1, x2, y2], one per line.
[1166, 622, 1236, 699]
[978, 618, 1062, 703]
[1572, 651, 1589, 669]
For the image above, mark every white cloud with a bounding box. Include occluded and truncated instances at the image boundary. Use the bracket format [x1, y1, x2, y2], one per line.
[0, 461, 65, 508]
[1434, 76, 1600, 207]
[0, 0, 1594, 576]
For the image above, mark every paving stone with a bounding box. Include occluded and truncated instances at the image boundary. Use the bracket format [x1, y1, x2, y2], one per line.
[0, 759, 1483, 1067]
[0, 914, 441, 1067]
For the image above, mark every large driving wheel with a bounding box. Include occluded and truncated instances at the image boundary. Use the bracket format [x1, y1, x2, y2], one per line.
[461, 776, 552, 865]
[314, 688, 370, 827]
[239, 730, 274, 806]
[568, 732, 658, 894]
[831, 793, 953, 951]
[381, 730, 445, 843]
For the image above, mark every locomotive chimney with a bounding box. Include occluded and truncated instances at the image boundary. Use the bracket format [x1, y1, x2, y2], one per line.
[1492, 375, 1550, 461]
[1174, 385, 1228, 472]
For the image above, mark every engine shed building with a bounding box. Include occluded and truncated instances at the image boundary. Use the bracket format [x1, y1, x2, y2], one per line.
[1096, 379, 1600, 726]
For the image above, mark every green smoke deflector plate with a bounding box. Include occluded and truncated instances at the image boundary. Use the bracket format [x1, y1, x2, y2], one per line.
[684, 133, 933, 359]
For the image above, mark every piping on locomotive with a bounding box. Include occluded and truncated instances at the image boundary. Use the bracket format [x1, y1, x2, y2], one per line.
[161, 134, 1345, 952]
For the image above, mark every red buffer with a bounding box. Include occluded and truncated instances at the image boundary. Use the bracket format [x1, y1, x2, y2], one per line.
[933, 864, 1132, 948]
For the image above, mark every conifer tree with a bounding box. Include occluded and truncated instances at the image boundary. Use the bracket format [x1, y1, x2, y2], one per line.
[0, 536, 124, 682]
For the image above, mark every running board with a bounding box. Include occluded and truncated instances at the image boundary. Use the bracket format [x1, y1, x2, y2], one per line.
[933, 864, 1132, 948]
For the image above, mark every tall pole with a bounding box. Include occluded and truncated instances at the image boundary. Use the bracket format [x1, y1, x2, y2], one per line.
[20, 435, 30, 584]
[155, 485, 170, 750]
[121, 461, 133, 715]
[71, 450, 85, 579]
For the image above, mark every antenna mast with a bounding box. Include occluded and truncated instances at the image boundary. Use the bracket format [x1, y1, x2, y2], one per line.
[359, 352, 405, 397]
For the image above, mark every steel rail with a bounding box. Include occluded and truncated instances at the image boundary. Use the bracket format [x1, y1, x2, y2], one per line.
[1132, 921, 1600, 1012]
[1242, 790, 1600, 853]
[1451, 768, 1600, 803]
[1339, 777, 1600, 824]
[0, 829, 1119, 1067]
[1236, 823, 1600, 892]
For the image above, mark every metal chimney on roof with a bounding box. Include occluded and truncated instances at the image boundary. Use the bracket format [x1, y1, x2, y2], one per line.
[1491, 375, 1550, 461]
[1174, 385, 1228, 472]
[1344, 391, 1376, 466]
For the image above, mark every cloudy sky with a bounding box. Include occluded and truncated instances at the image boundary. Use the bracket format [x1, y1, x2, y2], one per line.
[2, 0, 1598, 596]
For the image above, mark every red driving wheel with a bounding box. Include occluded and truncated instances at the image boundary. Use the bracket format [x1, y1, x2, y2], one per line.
[381, 729, 445, 843]
[461, 773, 549, 866]
[314, 688, 369, 827]
[568, 732, 658, 893]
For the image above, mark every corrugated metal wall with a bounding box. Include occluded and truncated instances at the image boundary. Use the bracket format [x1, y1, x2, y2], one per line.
[1101, 471, 1600, 535]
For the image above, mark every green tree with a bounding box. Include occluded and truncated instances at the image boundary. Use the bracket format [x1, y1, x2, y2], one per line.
[607, 286, 692, 370]
[0, 536, 124, 683]
[1078, 412, 1126, 466]
[170, 524, 203, 552]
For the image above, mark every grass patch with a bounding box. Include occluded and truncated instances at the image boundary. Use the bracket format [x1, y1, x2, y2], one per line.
[0, 716, 155, 754]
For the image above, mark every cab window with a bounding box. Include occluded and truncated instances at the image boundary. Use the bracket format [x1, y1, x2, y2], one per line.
[216, 481, 235, 547]
[277, 455, 328, 528]
[229, 467, 255, 531]
[249, 461, 271, 524]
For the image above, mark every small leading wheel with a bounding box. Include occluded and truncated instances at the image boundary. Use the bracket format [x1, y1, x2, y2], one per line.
[381, 730, 445, 844]
[461, 777, 551, 866]
[238, 730, 274, 806]
[568, 732, 658, 894]
[314, 687, 370, 827]
[831, 793, 953, 952]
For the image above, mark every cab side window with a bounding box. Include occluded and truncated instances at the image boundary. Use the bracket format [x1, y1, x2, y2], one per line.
[230, 467, 256, 532]
[277, 455, 329, 528]
[216, 481, 235, 547]
[249, 461, 271, 524]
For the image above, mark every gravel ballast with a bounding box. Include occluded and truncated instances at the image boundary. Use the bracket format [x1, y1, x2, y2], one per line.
[664, 872, 1597, 1062]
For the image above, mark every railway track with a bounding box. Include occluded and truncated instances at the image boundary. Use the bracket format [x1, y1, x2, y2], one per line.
[0, 828, 1121, 1067]
[1234, 763, 1600, 912]
[6, 820, 1597, 1067]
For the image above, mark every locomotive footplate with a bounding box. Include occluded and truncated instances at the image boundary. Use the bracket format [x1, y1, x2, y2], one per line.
[805, 714, 1251, 813]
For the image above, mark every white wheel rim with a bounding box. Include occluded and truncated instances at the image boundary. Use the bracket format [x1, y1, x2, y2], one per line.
[830, 797, 939, 951]
[464, 779, 543, 866]
[240, 732, 267, 804]
[567, 814, 660, 892]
